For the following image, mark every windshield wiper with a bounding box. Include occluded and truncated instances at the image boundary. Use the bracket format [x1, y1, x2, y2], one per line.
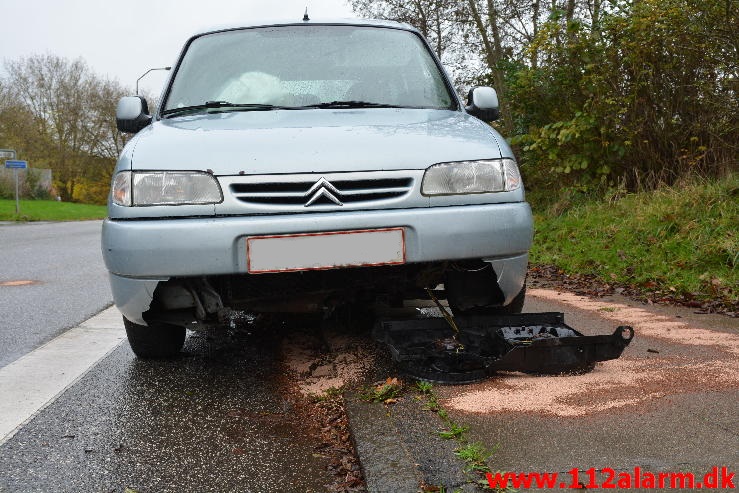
[161, 101, 289, 117]
[301, 100, 403, 109]
[162, 100, 405, 117]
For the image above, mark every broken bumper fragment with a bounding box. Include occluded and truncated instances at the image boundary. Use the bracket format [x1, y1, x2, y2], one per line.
[374, 312, 634, 383]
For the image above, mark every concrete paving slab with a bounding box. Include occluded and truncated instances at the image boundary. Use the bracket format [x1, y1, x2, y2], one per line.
[346, 390, 482, 493]
[346, 395, 423, 492]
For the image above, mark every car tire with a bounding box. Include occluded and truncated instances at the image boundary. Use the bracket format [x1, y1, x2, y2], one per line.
[490, 283, 526, 314]
[446, 263, 527, 316]
[332, 299, 376, 332]
[123, 317, 186, 359]
[449, 283, 526, 316]
[449, 284, 526, 316]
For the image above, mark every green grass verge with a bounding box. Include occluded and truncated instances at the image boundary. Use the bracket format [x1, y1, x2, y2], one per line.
[0, 199, 107, 221]
[529, 175, 738, 304]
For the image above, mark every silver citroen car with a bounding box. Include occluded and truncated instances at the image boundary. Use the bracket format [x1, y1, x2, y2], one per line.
[104, 19, 533, 358]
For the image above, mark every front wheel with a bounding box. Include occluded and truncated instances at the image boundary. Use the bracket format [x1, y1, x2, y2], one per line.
[449, 284, 526, 316]
[123, 317, 186, 359]
[446, 263, 526, 316]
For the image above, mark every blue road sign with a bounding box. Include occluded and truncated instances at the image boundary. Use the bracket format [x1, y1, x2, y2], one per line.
[4, 160, 27, 169]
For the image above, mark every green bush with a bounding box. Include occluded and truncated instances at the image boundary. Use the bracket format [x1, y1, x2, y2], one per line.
[508, 0, 737, 193]
[0, 169, 54, 200]
[530, 175, 738, 305]
[72, 178, 110, 205]
[0, 176, 12, 199]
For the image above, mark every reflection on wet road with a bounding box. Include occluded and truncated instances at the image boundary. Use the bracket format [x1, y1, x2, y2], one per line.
[0, 322, 334, 492]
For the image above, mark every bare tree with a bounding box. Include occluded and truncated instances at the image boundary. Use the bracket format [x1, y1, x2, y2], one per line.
[349, 0, 600, 131]
[350, 0, 459, 59]
[3, 54, 130, 201]
[85, 77, 131, 160]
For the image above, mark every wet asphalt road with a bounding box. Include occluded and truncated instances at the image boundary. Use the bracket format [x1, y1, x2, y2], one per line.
[0, 325, 333, 493]
[0, 221, 112, 368]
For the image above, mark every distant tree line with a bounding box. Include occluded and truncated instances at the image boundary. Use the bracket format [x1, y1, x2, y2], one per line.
[0, 54, 130, 203]
[351, 0, 738, 193]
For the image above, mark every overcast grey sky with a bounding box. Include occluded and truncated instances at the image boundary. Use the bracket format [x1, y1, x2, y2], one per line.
[0, 0, 356, 95]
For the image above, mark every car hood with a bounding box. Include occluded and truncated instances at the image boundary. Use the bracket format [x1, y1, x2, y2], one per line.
[129, 109, 503, 175]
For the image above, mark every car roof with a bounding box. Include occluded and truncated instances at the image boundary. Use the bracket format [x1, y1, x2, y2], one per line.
[189, 18, 417, 38]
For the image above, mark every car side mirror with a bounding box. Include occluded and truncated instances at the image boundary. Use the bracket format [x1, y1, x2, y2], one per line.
[465, 86, 499, 121]
[116, 96, 152, 134]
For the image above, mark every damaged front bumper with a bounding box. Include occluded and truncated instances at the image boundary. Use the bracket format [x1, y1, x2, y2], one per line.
[103, 202, 532, 325]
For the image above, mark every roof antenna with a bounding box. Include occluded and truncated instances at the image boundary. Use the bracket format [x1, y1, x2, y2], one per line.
[303, 6, 310, 21]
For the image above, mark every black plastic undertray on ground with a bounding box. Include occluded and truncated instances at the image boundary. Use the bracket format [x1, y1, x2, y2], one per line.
[373, 312, 634, 383]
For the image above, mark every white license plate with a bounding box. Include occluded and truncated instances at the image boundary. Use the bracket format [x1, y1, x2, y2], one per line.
[247, 228, 405, 273]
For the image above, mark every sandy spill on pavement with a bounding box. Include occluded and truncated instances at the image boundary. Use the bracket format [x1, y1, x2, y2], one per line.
[445, 289, 739, 417]
[529, 288, 739, 356]
[281, 328, 376, 397]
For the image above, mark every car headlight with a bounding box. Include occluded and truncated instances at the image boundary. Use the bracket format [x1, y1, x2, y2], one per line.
[111, 171, 223, 206]
[421, 158, 521, 195]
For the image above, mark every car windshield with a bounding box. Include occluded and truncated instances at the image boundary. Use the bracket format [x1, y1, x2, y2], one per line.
[162, 25, 455, 113]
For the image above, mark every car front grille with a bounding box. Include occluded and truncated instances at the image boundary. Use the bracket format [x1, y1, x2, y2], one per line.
[229, 176, 414, 207]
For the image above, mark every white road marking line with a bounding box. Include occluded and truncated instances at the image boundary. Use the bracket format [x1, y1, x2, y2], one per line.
[0, 306, 125, 445]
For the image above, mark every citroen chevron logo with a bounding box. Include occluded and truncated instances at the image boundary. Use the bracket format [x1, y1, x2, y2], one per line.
[304, 177, 343, 207]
